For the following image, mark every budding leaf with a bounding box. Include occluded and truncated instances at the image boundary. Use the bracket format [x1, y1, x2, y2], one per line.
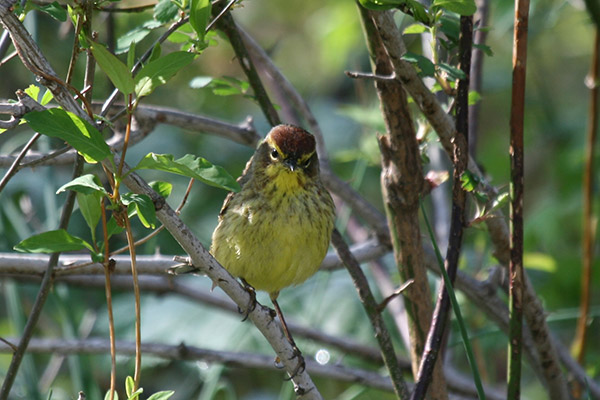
[14, 229, 94, 253]
[24, 109, 112, 164]
[133, 153, 240, 192]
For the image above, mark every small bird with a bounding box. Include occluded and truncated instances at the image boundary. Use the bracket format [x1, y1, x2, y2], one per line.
[211, 124, 335, 366]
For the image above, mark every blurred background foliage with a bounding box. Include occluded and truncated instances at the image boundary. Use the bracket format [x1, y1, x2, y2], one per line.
[0, 0, 599, 399]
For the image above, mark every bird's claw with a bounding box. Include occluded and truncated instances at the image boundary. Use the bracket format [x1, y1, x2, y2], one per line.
[238, 279, 257, 322]
[284, 346, 305, 380]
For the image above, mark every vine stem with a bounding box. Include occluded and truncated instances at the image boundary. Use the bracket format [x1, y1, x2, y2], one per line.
[101, 201, 117, 400]
[124, 214, 142, 390]
[508, 0, 530, 398]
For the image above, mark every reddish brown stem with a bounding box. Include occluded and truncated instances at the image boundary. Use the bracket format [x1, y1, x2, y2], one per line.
[507, 0, 530, 398]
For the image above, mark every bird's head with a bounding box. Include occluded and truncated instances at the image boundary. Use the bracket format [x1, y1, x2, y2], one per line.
[257, 125, 320, 190]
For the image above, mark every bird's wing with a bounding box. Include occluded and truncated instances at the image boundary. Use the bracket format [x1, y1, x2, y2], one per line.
[218, 154, 254, 218]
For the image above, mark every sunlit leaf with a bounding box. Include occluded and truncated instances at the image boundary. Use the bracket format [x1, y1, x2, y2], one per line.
[524, 252, 557, 272]
[135, 52, 196, 97]
[403, 23, 428, 34]
[24, 109, 112, 164]
[149, 181, 173, 198]
[14, 229, 94, 253]
[56, 174, 107, 195]
[77, 192, 102, 240]
[147, 391, 175, 400]
[154, 0, 179, 23]
[116, 20, 163, 54]
[401, 52, 435, 77]
[122, 193, 156, 229]
[91, 44, 135, 95]
[133, 153, 239, 192]
[32, 1, 67, 21]
[433, 0, 477, 16]
[438, 62, 467, 80]
[468, 90, 481, 105]
[189, 0, 211, 39]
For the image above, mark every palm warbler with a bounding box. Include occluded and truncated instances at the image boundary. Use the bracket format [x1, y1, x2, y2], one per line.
[211, 124, 335, 362]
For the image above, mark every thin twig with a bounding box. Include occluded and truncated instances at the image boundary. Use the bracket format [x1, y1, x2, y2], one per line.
[572, 25, 599, 368]
[411, 15, 474, 400]
[0, 155, 85, 400]
[331, 229, 410, 400]
[100, 201, 116, 400]
[213, 1, 280, 127]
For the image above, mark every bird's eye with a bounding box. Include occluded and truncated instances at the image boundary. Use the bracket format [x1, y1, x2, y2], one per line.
[270, 149, 279, 159]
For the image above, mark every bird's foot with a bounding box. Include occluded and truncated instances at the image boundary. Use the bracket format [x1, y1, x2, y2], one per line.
[285, 345, 306, 380]
[238, 279, 257, 322]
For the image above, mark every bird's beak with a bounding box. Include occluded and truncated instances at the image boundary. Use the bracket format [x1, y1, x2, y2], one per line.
[283, 158, 298, 172]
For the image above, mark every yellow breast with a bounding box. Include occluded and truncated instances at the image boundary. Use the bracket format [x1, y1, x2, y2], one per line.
[210, 169, 334, 295]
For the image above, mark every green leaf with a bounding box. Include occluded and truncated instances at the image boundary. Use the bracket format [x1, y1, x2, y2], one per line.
[32, 1, 67, 21]
[189, 76, 212, 88]
[116, 20, 163, 55]
[104, 389, 119, 400]
[24, 84, 40, 101]
[14, 229, 94, 253]
[77, 192, 102, 241]
[147, 391, 175, 400]
[24, 109, 112, 163]
[122, 193, 156, 229]
[106, 216, 125, 238]
[203, 76, 250, 96]
[474, 43, 493, 56]
[468, 90, 481, 105]
[433, 0, 477, 16]
[56, 174, 107, 195]
[403, 23, 428, 34]
[437, 62, 467, 80]
[357, 0, 402, 11]
[148, 43, 162, 63]
[460, 170, 478, 192]
[133, 153, 240, 192]
[125, 376, 135, 398]
[134, 51, 196, 97]
[91, 43, 135, 95]
[127, 41, 136, 71]
[154, 0, 179, 23]
[401, 52, 435, 77]
[40, 89, 54, 106]
[189, 0, 211, 39]
[524, 252, 557, 273]
[149, 181, 173, 198]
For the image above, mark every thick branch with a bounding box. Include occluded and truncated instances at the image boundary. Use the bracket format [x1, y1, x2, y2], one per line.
[358, 7, 447, 398]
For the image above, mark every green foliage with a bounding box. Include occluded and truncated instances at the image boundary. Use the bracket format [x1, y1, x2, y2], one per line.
[133, 153, 240, 192]
[122, 193, 157, 229]
[135, 52, 196, 98]
[31, 1, 67, 21]
[91, 43, 136, 95]
[23, 109, 113, 164]
[14, 229, 94, 254]
[154, 0, 180, 24]
[116, 21, 163, 55]
[189, 0, 211, 40]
